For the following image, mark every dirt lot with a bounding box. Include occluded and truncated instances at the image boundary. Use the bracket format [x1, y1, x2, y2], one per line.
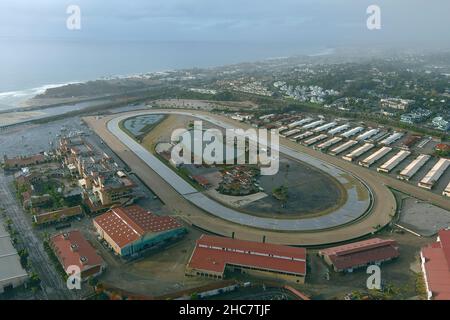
[398, 196, 450, 236]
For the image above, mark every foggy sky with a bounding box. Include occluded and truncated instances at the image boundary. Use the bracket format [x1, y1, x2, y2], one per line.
[1, 0, 449, 48]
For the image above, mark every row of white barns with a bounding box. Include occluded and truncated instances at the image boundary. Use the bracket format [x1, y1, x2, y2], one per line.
[329, 140, 358, 156]
[278, 118, 340, 140]
[313, 122, 337, 133]
[353, 143, 449, 190]
[277, 125, 289, 134]
[340, 127, 364, 139]
[302, 134, 328, 146]
[288, 118, 313, 129]
[351, 143, 411, 172]
[377, 150, 411, 173]
[303, 119, 326, 130]
[274, 115, 449, 194]
[342, 143, 375, 162]
[281, 128, 301, 138]
[278, 117, 405, 147]
[380, 132, 404, 146]
[418, 158, 450, 190]
[290, 131, 314, 142]
[444, 181, 450, 197]
[359, 147, 392, 168]
[328, 124, 350, 136]
[314, 137, 343, 151]
[347, 141, 448, 191]
[280, 118, 393, 146]
[356, 129, 380, 142]
[398, 154, 431, 181]
[278, 117, 326, 134]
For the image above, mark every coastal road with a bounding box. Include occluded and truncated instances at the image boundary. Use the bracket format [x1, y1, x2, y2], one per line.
[0, 170, 77, 300]
[84, 109, 399, 246]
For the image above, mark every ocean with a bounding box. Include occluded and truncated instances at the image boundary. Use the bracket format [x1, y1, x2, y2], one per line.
[0, 39, 333, 110]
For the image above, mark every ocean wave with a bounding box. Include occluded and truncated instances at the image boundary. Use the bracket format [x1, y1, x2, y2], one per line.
[307, 48, 336, 57]
[0, 81, 82, 110]
[0, 81, 81, 98]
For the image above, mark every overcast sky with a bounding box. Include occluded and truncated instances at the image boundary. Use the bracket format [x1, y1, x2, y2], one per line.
[0, 0, 449, 48]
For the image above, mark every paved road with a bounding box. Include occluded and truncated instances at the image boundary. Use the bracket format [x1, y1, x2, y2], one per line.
[107, 111, 371, 231]
[0, 170, 77, 300]
[84, 110, 399, 246]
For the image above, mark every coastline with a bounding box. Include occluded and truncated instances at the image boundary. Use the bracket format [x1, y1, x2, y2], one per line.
[0, 81, 82, 111]
[0, 46, 335, 111]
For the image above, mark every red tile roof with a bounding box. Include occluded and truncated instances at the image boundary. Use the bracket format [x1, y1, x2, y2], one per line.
[319, 238, 399, 270]
[93, 205, 182, 249]
[50, 230, 103, 274]
[436, 144, 450, 152]
[439, 230, 450, 267]
[187, 235, 306, 276]
[421, 229, 450, 300]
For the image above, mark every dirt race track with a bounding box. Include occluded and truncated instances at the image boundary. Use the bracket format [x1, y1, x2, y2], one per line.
[83, 109, 446, 246]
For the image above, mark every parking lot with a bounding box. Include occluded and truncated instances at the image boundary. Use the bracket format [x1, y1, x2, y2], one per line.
[398, 197, 450, 236]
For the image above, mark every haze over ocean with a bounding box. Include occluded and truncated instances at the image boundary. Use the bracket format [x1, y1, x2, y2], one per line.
[1, 0, 449, 108]
[0, 40, 330, 109]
